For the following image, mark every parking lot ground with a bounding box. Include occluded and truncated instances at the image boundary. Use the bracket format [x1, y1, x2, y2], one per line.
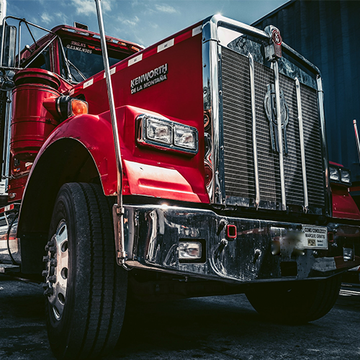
[0, 275, 359, 360]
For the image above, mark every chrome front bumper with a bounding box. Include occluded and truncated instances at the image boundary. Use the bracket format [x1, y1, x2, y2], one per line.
[123, 204, 360, 283]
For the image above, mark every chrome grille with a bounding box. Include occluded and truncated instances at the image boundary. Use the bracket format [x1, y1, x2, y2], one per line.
[221, 47, 325, 210]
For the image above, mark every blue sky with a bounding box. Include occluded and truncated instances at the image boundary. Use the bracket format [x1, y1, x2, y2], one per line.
[7, 0, 288, 48]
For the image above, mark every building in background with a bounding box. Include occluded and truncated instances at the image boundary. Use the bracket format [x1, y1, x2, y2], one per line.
[253, 0, 360, 183]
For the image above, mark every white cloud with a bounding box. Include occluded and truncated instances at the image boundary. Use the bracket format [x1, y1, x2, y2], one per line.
[102, 0, 112, 12]
[40, 12, 52, 25]
[71, 0, 95, 15]
[120, 15, 139, 27]
[155, 4, 178, 14]
[70, 0, 112, 15]
[55, 12, 69, 25]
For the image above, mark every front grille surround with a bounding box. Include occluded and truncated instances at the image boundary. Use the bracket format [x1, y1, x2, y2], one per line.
[219, 46, 326, 214]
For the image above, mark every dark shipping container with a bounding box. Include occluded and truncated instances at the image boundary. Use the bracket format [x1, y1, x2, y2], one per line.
[253, 0, 360, 182]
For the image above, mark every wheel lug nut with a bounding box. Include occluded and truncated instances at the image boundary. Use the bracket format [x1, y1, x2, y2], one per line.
[48, 275, 56, 283]
[42, 255, 49, 262]
[44, 287, 54, 296]
[49, 246, 56, 253]
[50, 259, 57, 267]
[42, 270, 48, 277]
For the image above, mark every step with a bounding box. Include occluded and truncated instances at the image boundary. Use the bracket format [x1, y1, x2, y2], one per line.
[0, 264, 20, 274]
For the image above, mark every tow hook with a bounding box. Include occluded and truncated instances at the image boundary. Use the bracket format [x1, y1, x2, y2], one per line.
[214, 238, 228, 258]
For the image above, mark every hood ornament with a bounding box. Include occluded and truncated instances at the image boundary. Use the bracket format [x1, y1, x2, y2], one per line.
[264, 84, 289, 154]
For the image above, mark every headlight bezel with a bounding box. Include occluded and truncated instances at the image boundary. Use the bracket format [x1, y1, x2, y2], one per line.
[137, 114, 198, 155]
[329, 166, 340, 182]
[329, 164, 352, 186]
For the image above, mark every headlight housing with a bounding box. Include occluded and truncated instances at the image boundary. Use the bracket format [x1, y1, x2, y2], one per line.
[137, 114, 198, 154]
[329, 166, 340, 182]
[329, 164, 352, 186]
[340, 169, 351, 184]
[146, 118, 172, 145]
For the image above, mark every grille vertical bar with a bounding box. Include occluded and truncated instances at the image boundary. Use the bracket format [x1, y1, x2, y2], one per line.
[248, 53, 260, 207]
[221, 46, 325, 210]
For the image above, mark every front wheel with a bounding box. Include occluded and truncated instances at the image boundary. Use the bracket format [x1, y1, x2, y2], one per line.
[246, 276, 342, 324]
[43, 183, 127, 359]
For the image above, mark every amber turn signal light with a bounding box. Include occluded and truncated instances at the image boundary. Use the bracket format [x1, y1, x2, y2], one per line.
[56, 95, 88, 120]
[70, 99, 88, 116]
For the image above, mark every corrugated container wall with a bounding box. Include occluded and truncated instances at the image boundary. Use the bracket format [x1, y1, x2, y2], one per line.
[253, 0, 360, 182]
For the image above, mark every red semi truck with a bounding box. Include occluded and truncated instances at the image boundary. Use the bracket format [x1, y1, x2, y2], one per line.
[0, 7, 359, 360]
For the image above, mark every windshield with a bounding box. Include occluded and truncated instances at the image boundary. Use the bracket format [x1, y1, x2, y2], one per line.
[59, 38, 129, 82]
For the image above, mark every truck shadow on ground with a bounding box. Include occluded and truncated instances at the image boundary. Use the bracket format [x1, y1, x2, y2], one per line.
[1, 276, 358, 360]
[113, 294, 323, 360]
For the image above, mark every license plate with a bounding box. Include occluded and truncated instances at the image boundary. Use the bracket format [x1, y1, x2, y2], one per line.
[300, 225, 328, 249]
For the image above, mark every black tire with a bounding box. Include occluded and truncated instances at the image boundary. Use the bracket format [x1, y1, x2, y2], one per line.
[246, 276, 342, 324]
[43, 183, 127, 359]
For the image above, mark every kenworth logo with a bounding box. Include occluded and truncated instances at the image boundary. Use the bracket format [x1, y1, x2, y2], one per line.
[131, 64, 168, 94]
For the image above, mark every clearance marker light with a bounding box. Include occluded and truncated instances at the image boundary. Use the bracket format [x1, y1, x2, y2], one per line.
[227, 224, 237, 239]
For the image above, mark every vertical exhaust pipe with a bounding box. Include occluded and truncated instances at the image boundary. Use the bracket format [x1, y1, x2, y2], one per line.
[94, 0, 127, 267]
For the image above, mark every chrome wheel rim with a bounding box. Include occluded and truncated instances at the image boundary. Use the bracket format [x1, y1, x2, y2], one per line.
[44, 220, 69, 321]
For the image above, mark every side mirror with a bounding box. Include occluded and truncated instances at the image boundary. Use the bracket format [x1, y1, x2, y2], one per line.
[0, 23, 16, 67]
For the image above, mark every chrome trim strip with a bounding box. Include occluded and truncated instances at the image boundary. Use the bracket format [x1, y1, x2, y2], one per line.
[248, 53, 260, 208]
[18, 21, 21, 65]
[316, 75, 331, 216]
[282, 43, 321, 75]
[203, 14, 268, 43]
[202, 20, 222, 203]
[0, 19, 5, 65]
[273, 61, 286, 210]
[354, 120, 360, 163]
[295, 78, 308, 211]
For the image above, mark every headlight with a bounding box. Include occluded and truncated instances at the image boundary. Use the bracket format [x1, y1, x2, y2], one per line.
[340, 169, 351, 184]
[146, 118, 172, 145]
[137, 114, 198, 154]
[329, 164, 352, 186]
[174, 124, 197, 150]
[329, 166, 340, 181]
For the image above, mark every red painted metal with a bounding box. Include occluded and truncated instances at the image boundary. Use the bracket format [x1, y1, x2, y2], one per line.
[11, 69, 61, 161]
[63, 24, 207, 202]
[31, 105, 207, 202]
[331, 184, 360, 220]
[9, 22, 207, 204]
[329, 160, 344, 167]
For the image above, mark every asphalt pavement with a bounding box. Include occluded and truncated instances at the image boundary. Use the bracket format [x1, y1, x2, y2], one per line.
[0, 275, 359, 360]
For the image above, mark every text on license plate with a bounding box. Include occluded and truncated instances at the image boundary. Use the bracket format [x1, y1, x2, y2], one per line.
[301, 225, 328, 249]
